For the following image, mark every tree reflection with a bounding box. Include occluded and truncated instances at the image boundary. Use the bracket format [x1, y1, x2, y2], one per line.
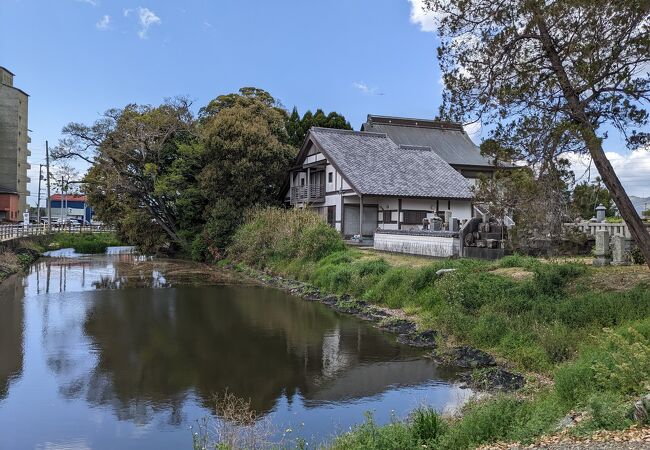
[45, 285, 427, 424]
[0, 276, 24, 400]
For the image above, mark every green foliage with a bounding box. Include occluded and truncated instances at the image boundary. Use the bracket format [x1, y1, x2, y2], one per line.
[571, 179, 616, 220]
[329, 413, 417, 450]
[45, 233, 122, 254]
[228, 208, 345, 267]
[285, 107, 352, 148]
[410, 407, 446, 443]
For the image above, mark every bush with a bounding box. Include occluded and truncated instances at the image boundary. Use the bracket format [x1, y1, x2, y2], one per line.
[330, 412, 417, 450]
[46, 232, 122, 254]
[410, 407, 446, 443]
[228, 208, 345, 267]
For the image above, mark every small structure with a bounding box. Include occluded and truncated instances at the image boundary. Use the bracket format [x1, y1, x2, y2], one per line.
[611, 234, 631, 266]
[49, 194, 94, 223]
[595, 204, 607, 222]
[0, 184, 19, 222]
[282, 127, 475, 238]
[593, 230, 612, 266]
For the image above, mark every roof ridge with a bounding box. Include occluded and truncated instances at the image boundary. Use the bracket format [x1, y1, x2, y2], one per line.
[366, 115, 464, 131]
[310, 127, 387, 138]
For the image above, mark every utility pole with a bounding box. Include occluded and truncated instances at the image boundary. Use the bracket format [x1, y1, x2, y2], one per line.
[36, 164, 43, 224]
[60, 176, 65, 223]
[46, 141, 52, 233]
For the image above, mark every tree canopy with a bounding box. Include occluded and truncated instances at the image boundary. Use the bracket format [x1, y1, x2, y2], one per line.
[285, 107, 352, 148]
[55, 88, 348, 259]
[425, 0, 650, 266]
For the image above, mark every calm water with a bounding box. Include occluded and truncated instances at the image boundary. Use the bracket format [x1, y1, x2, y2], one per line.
[0, 253, 472, 449]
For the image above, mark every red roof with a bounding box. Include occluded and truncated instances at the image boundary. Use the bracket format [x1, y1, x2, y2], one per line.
[50, 194, 87, 202]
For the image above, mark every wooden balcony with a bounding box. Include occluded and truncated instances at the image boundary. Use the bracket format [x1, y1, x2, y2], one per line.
[290, 184, 325, 205]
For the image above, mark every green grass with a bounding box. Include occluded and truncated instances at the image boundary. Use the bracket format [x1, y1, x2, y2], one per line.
[227, 209, 650, 449]
[42, 232, 122, 254]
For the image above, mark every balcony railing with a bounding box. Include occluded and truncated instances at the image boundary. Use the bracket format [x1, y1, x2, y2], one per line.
[290, 184, 325, 204]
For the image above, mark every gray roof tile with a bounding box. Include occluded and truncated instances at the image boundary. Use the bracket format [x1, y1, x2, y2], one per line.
[362, 115, 497, 167]
[309, 127, 473, 199]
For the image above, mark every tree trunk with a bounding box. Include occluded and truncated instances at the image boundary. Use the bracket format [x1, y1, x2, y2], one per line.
[531, 7, 650, 268]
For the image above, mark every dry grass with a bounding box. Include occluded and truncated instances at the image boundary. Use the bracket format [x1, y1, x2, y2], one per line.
[356, 247, 441, 268]
[192, 391, 275, 450]
[571, 264, 650, 293]
[0, 251, 19, 274]
[490, 267, 535, 281]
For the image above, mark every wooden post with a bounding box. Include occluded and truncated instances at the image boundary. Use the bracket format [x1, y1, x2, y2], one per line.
[397, 198, 402, 230]
[306, 167, 311, 203]
[359, 195, 364, 238]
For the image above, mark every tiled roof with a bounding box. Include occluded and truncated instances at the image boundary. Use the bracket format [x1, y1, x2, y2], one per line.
[362, 115, 505, 168]
[309, 127, 473, 199]
[50, 194, 87, 202]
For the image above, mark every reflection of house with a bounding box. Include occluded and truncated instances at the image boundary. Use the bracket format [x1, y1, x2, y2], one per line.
[283, 123, 475, 237]
[0, 66, 31, 221]
[49, 194, 94, 222]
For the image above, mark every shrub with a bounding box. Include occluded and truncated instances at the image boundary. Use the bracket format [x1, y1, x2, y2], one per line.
[410, 407, 446, 443]
[330, 412, 417, 450]
[228, 208, 345, 266]
[46, 232, 122, 254]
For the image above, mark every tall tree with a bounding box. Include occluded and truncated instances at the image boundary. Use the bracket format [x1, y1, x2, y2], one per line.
[571, 178, 615, 220]
[425, 0, 650, 267]
[79, 98, 200, 251]
[286, 108, 352, 148]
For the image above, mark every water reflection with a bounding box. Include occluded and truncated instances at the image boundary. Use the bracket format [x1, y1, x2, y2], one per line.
[0, 256, 471, 449]
[0, 275, 23, 400]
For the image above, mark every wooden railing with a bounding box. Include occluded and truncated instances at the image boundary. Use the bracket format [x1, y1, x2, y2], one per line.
[0, 223, 114, 242]
[290, 184, 326, 204]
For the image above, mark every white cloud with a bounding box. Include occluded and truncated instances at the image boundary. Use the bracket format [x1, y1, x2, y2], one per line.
[123, 8, 132, 17]
[136, 7, 161, 39]
[76, 0, 98, 6]
[565, 148, 650, 197]
[96, 15, 110, 30]
[353, 81, 384, 96]
[407, 0, 444, 33]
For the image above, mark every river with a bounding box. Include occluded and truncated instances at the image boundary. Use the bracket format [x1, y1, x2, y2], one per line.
[0, 251, 472, 449]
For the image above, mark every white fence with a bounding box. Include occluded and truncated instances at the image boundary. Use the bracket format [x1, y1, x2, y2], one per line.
[564, 221, 650, 239]
[0, 223, 113, 242]
[374, 232, 460, 258]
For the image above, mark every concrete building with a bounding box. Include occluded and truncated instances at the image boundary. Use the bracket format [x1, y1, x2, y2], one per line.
[49, 194, 94, 223]
[0, 66, 31, 221]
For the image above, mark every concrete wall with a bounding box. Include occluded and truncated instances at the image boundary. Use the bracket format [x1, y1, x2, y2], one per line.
[0, 69, 30, 216]
[374, 232, 460, 258]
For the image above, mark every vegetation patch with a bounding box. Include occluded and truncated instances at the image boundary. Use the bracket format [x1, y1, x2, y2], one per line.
[225, 208, 650, 449]
[40, 232, 122, 254]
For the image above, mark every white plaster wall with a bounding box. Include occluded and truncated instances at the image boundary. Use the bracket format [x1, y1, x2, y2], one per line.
[374, 233, 460, 258]
[450, 200, 472, 220]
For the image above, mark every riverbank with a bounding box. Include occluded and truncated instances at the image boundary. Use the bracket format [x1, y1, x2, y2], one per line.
[0, 240, 40, 285]
[224, 208, 650, 449]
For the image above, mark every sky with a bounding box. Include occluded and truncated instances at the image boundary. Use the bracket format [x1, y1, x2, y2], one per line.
[1, 0, 649, 206]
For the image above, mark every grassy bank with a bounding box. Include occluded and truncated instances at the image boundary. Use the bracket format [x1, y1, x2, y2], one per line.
[226, 208, 650, 449]
[38, 232, 122, 254]
[0, 242, 40, 284]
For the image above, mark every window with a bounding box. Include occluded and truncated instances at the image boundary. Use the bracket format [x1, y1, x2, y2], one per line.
[402, 210, 428, 224]
[328, 172, 333, 183]
[381, 210, 395, 224]
[327, 205, 336, 226]
[300, 177, 305, 186]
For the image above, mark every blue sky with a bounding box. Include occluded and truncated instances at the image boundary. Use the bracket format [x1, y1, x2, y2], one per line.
[1, 0, 649, 204]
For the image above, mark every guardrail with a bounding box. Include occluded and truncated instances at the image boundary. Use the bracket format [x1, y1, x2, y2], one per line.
[0, 223, 113, 242]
